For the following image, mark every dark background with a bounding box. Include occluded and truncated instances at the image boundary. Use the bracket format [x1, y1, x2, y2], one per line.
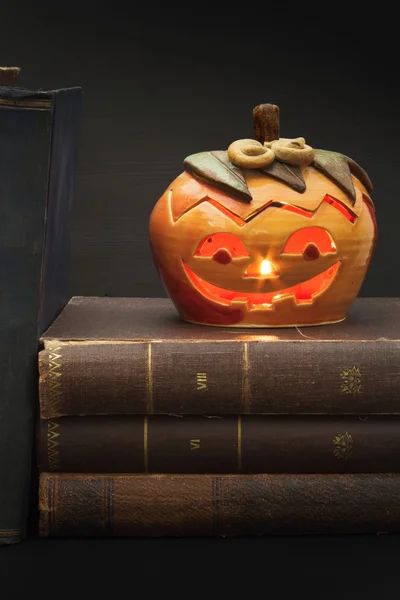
[1, 2, 400, 590]
[1, 2, 399, 301]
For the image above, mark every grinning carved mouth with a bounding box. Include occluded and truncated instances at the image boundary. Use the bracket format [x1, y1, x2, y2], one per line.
[183, 261, 341, 310]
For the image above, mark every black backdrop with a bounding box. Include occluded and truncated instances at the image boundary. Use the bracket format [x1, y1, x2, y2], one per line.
[1, 3, 400, 591]
[1, 3, 399, 301]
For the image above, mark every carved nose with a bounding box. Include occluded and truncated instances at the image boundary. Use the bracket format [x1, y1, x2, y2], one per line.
[244, 259, 280, 279]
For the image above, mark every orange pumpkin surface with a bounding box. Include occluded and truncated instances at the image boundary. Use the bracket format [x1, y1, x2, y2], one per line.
[148, 105, 377, 327]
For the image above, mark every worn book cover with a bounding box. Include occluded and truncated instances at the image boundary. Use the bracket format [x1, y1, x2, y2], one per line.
[38, 296, 400, 417]
[37, 414, 400, 474]
[0, 74, 82, 544]
[39, 472, 400, 537]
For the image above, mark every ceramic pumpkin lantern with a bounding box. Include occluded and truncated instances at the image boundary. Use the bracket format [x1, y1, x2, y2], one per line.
[149, 104, 377, 327]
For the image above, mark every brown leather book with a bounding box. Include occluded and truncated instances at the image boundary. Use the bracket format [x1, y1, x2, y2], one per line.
[38, 296, 400, 418]
[39, 472, 400, 536]
[37, 414, 400, 474]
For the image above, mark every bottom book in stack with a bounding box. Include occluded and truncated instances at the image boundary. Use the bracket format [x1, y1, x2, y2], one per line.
[37, 414, 400, 536]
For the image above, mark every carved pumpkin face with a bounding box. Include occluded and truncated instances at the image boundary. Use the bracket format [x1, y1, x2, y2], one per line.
[149, 103, 377, 327]
[149, 167, 376, 327]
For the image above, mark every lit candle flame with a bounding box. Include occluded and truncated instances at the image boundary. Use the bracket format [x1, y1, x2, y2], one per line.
[260, 260, 273, 275]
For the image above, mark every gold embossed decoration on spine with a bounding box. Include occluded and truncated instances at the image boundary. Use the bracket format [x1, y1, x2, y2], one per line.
[47, 421, 60, 471]
[333, 432, 353, 460]
[340, 366, 362, 396]
[47, 346, 62, 412]
[147, 342, 153, 413]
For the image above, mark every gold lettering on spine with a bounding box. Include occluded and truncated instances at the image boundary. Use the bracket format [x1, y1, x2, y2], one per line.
[190, 439, 200, 450]
[196, 372, 207, 390]
[242, 342, 250, 412]
[143, 417, 149, 472]
[47, 421, 60, 471]
[237, 416, 242, 471]
[147, 343, 153, 412]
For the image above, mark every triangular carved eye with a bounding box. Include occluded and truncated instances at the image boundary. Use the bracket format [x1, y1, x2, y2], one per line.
[281, 226, 337, 256]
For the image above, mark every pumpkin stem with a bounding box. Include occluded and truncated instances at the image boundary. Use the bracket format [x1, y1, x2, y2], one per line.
[252, 103, 280, 143]
[0, 66, 20, 86]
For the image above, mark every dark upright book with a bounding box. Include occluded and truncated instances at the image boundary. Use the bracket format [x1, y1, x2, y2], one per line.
[0, 68, 82, 544]
[38, 296, 400, 417]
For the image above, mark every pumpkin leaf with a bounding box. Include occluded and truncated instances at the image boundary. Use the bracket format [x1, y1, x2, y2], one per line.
[183, 148, 372, 205]
[184, 150, 252, 202]
[261, 161, 306, 193]
[346, 156, 373, 192]
[313, 150, 356, 203]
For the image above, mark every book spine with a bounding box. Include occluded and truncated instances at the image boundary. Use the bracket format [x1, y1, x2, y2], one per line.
[38, 339, 400, 418]
[0, 87, 82, 544]
[37, 414, 400, 474]
[37, 88, 83, 334]
[39, 472, 400, 537]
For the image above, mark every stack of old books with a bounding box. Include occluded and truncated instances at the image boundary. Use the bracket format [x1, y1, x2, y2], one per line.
[37, 295, 400, 537]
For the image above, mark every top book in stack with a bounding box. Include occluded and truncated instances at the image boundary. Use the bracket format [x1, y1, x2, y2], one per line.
[38, 296, 400, 417]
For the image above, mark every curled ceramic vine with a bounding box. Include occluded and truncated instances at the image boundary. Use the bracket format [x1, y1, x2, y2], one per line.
[228, 136, 315, 169]
[269, 137, 315, 166]
[227, 139, 275, 169]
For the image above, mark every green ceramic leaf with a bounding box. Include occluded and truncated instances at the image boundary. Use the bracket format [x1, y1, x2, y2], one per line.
[313, 149, 356, 203]
[184, 150, 252, 202]
[346, 156, 373, 192]
[261, 161, 306, 193]
[183, 148, 372, 205]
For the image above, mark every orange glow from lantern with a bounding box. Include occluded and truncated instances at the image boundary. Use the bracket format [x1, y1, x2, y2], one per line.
[244, 259, 279, 279]
[183, 260, 341, 309]
[260, 260, 273, 275]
